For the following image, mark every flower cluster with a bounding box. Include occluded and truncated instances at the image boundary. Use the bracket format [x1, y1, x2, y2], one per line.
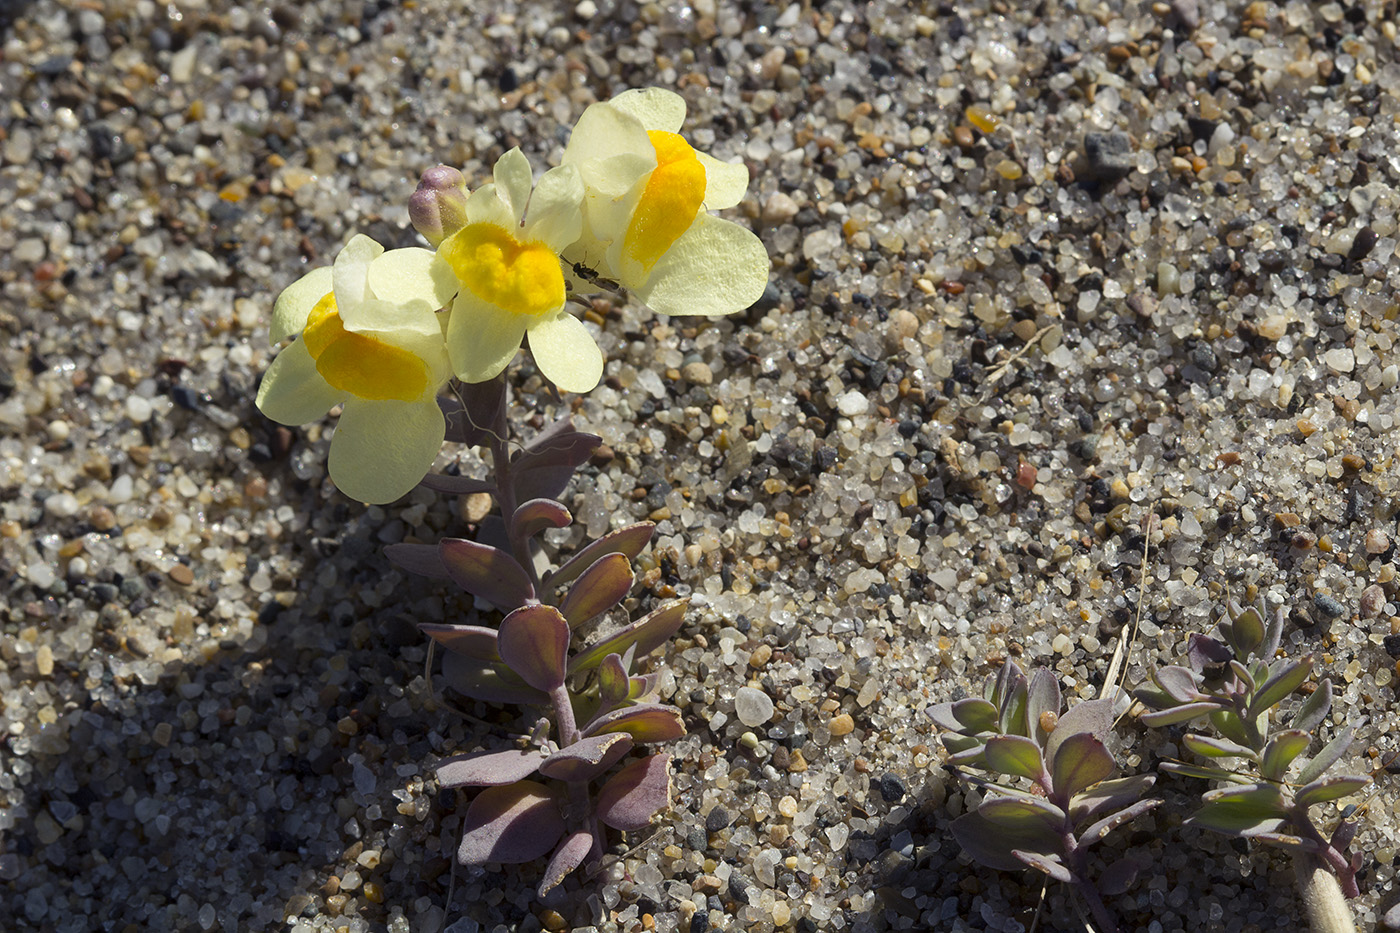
[255, 88, 768, 504]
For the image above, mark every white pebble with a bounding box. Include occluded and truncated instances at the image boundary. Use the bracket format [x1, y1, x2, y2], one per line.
[836, 390, 869, 416]
[734, 686, 774, 727]
[44, 492, 80, 518]
[1324, 348, 1355, 374]
[126, 395, 153, 423]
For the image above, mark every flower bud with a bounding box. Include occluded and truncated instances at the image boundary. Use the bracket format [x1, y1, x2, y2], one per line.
[409, 165, 468, 247]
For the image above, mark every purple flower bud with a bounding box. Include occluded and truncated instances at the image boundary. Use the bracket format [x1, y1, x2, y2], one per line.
[409, 165, 468, 247]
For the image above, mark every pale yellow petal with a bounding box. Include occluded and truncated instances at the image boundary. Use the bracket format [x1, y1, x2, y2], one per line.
[255, 339, 345, 425]
[523, 164, 584, 252]
[446, 290, 529, 383]
[271, 265, 333, 343]
[493, 148, 533, 224]
[697, 152, 749, 210]
[463, 183, 517, 229]
[367, 247, 458, 311]
[606, 87, 686, 133]
[564, 99, 654, 168]
[527, 311, 603, 394]
[332, 234, 385, 308]
[631, 213, 769, 317]
[328, 398, 445, 504]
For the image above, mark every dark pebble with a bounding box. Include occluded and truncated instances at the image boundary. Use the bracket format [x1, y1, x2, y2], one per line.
[1384, 634, 1400, 659]
[171, 385, 203, 410]
[1189, 344, 1218, 373]
[1313, 594, 1346, 619]
[878, 773, 907, 803]
[1082, 131, 1136, 184]
[1349, 226, 1379, 262]
[705, 807, 732, 833]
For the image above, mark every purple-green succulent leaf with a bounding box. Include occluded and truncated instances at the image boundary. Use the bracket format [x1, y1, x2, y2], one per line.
[437, 748, 546, 788]
[559, 552, 635, 628]
[596, 754, 672, 831]
[1294, 774, 1369, 809]
[497, 605, 571, 692]
[385, 543, 452, 579]
[940, 732, 984, 755]
[539, 733, 634, 783]
[1291, 678, 1333, 733]
[511, 420, 602, 503]
[1296, 726, 1355, 786]
[1228, 604, 1266, 658]
[1259, 730, 1311, 782]
[439, 537, 535, 609]
[989, 659, 1026, 708]
[569, 600, 688, 674]
[438, 375, 503, 446]
[1050, 732, 1117, 802]
[538, 830, 594, 897]
[1139, 701, 1225, 728]
[585, 703, 686, 743]
[1154, 665, 1205, 703]
[1249, 830, 1315, 851]
[420, 623, 500, 661]
[1158, 760, 1251, 784]
[1079, 797, 1161, 848]
[955, 771, 1044, 802]
[998, 676, 1030, 738]
[1186, 633, 1233, 673]
[1260, 604, 1286, 660]
[1247, 656, 1313, 720]
[1069, 773, 1157, 823]
[1181, 732, 1256, 761]
[458, 780, 565, 865]
[513, 498, 572, 543]
[597, 653, 630, 713]
[945, 745, 988, 768]
[418, 472, 498, 497]
[1189, 784, 1289, 837]
[948, 697, 1000, 733]
[1208, 708, 1255, 749]
[442, 652, 549, 705]
[950, 809, 1061, 872]
[1100, 857, 1143, 896]
[1043, 698, 1113, 768]
[983, 735, 1047, 783]
[1026, 669, 1061, 746]
[628, 672, 661, 702]
[978, 794, 1067, 833]
[1012, 850, 1073, 883]
[1332, 815, 1358, 851]
[544, 522, 656, 591]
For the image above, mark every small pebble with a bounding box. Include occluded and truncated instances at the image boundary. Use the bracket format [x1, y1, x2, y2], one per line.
[734, 687, 773, 727]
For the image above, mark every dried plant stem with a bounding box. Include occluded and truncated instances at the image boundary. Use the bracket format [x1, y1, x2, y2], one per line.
[1295, 853, 1356, 933]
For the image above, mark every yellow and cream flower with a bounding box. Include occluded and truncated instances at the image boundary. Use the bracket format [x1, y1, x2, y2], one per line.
[562, 87, 769, 317]
[257, 234, 458, 504]
[432, 148, 601, 393]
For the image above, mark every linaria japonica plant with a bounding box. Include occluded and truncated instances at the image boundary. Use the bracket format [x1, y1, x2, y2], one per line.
[1135, 600, 1370, 933]
[253, 87, 769, 902]
[929, 660, 1160, 933]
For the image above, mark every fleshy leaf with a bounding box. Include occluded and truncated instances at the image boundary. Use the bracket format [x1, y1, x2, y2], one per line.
[458, 780, 564, 864]
[998, 674, 1030, 737]
[539, 733, 634, 782]
[538, 831, 594, 897]
[1260, 604, 1286, 660]
[1069, 773, 1157, 823]
[1139, 701, 1221, 728]
[950, 810, 1061, 871]
[545, 522, 656, 591]
[385, 543, 451, 579]
[1259, 730, 1311, 782]
[1182, 733, 1256, 760]
[497, 605, 570, 692]
[1079, 797, 1161, 847]
[1026, 669, 1061, 747]
[1208, 707, 1254, 749]
[511, 419, 602, 503]
[989, 659, 1026, 707]
[1043, 698, 1113, 768]
[1154, 666, 1203, 704]
[629, 672, 661, 703]
[438, 748, 545, 788]
[983, 735, 1047, 782]
[596, 754, 672, 831]
[1158, 760, 1250, 783]
[1228, 604, 1266, 657]
[420, 623, 500, 661]
[978, 795, 1066, 833]
[442, 651, 549, 705]
[1188, 784, 1289, 837]
[513, 498, 572, 542]
[1100, 857, 1142, 896]
[1012, 850, 1073, 883]
[585, 703, 686, 743]
[597, 653, 630, 713]
[1291, 678, 1333, 733]
[1050, 732, 1116, 801]
[559, 552, 634, 628]
[418, 472, 498, 497]
[948, 697, 1000, 733]
[1294, 775, 1369, 808]
[569, 600, 688, 674]
[1296, 726, 1355, 786]
[1247, 656, 1313, 720]
[1186, 633, 1233, 673]
[439, 537, 535, 609]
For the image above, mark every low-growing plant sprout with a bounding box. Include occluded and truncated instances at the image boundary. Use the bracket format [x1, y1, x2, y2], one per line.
[1135, 600, 1370, 933]
[930, 660, 1160, 933]
[254, 86, 769, 903]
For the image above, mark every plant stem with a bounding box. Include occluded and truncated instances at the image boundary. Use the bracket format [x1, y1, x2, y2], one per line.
[551, 684, 604, 859]
[1066, 838, 1118, 933]
[485, 377, 544, 597]
[1294, 852, 1356, 933]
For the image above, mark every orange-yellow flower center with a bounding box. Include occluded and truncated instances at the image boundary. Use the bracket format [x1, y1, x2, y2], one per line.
[441, 223, 564, 317]
[621, 131, 707, 274]
[302, 292, 430, 401]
